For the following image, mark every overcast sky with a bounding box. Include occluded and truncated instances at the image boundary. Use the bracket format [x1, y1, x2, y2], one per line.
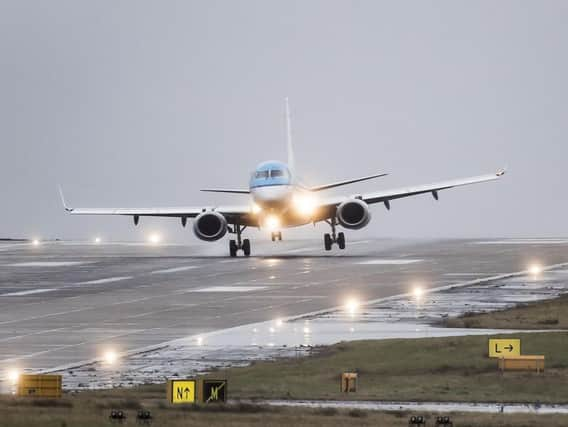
[1, 1, 566, 242]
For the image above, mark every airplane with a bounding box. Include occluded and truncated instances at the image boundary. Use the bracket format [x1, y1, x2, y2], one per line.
[60, 99, 506, 257]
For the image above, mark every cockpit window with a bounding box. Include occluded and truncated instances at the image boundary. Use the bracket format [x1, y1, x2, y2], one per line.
[270, 169, 285, 178]
[255, 170, 269, 179]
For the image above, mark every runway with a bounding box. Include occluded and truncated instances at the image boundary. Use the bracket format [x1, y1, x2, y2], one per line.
[1, 238, 568, 374]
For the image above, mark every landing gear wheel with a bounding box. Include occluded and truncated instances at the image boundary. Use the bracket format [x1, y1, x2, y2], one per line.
[271, 231, 283, 242]
[242, 239, 251, 257]
[229, 240, 238, 257]
[337, 232, 346, 250]
[324, 233, 332, 251]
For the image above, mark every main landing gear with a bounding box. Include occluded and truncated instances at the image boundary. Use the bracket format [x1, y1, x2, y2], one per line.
[271, 231, 282, 242]
[324, 217, 346, 251]
[229, 224, 250, 257]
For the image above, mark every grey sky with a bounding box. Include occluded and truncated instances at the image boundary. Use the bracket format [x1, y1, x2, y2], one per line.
[1, 1, 566, 242]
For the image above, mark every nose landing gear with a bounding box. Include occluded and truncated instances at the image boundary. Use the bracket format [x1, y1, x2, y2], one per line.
[324, 217, 346, 251]
[229, 224, 251, 257]
[271, 231, 283, 242]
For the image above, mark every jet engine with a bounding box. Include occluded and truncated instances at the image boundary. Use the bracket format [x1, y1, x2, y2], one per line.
[336, 199, 371, 230]
[193, 211, 228, 241]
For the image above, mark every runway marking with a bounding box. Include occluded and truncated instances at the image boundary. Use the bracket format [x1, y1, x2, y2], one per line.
[123, 305, 197, 319]
[6, 261, 87, 267]
[284, 246, 321, 254]
[444, 273, 496, 276]
[0, 242, 40, 252]
[356, 259, 422, 265]
[150, 266, 198, 274]
[475, 239, 568, 245]
[349, 240, 372, 245]
[75, 276, 132, 285]
[1, 289, 57, 297]
[191, 286, 267, 293]
[0, 328, 68, 343]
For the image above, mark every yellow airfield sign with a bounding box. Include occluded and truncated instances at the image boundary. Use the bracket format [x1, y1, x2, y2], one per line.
[168, 379, 196, 404]
[489, 339, 521, 358]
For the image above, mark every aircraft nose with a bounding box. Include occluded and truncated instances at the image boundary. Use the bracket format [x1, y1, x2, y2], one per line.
[253, 185, 292, 203]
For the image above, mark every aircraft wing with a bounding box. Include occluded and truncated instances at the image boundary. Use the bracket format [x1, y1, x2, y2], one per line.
[313, 169, 506, 221]
[306, 172, 388, 192]
[58, 188, 253, 224]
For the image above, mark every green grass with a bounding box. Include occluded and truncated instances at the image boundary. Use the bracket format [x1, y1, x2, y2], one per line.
[221, 333, 568, 403]
[1, 395, 568, 427]
[443, 293, 568, 329]
[2, 332, 568, 425]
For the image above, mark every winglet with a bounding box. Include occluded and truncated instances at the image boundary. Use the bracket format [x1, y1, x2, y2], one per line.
[496, 167, 507, 177]
[58, 186, 73, 212]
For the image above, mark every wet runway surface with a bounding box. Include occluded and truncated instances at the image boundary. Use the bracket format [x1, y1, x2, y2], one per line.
[1, 238, 567, 374]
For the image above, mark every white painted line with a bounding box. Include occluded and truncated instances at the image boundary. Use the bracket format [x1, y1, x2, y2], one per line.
[284, 246, 321, 254]
[475, 240, 568, 245]
[150, 266, 198, 274]
[6, 261, 87, 267]
[75, 276, 132, 285]
[348, 240, 372, 246]
[1, 289, 57, 297]
[191, 286, 267, 293]
[444, 273, 494, 276]
[356, 259, 422, 265]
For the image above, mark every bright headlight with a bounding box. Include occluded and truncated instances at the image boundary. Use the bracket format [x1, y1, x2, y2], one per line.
[265, 215, 281, 231]
[293, 193, 317, 216]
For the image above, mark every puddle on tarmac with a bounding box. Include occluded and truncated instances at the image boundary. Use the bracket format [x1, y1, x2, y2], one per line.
[53, 268, 568, 389]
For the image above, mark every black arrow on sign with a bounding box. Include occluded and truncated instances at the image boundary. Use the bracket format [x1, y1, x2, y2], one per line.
[184, 387, 190, 398]
[505, 344, 514, 352]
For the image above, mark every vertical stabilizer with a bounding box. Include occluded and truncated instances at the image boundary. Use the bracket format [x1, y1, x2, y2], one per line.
[285, 97, 295, 173]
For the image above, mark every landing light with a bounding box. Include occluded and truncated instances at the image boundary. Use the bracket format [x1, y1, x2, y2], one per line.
[7, 369, 19, 385]
[275, 318, 284, 327]
[196, 336, 203, 346]
[251, 203, 262, 214]
[94, 237, 101, 244]
[103, 349, 119, 365]
[529, 264, 542, 276]
[32, 239, 40, 246]
[265, 215, 281, 231]
[148, 233, 161, 245]
[293, 193, 317, 216]
[413, 286, 424, 300]
[345, 298, 359, 315]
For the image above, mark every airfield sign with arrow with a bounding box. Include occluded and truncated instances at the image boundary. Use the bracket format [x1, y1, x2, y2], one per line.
[167, 379, 196, 404]
[489, 339, 521, 358]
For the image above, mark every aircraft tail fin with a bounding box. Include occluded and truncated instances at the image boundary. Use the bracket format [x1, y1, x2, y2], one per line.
[285, 97, 295, 173]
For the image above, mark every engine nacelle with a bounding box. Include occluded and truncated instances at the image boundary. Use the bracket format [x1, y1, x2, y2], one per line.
[336, 199, 371, 230]
[193, 211, 228, 241]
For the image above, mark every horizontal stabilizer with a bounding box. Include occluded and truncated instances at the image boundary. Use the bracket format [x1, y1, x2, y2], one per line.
[200, 188, 250, 194]
[307, 173, 388, 192]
